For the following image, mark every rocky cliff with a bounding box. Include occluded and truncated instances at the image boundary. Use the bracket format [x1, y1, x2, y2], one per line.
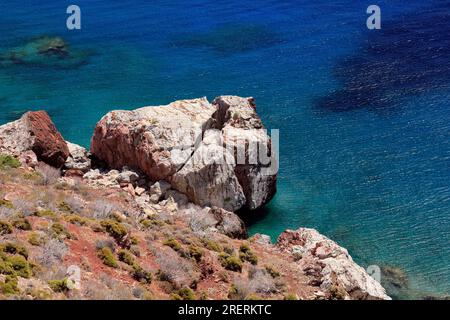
[0, 97, 389, 300]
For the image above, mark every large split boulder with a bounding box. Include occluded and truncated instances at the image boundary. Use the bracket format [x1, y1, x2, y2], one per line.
[0, 111, 69, 167]
[91, 96, 277, 212]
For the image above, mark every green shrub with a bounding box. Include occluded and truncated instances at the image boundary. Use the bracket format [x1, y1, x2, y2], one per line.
[34, 209, 56, 218]
[0, 220, 13, 235]
[284, 293, 299, 300]
[64, 214, 89, 226]
[0, 199, 13, 208]
[118, 249, 135, 266]
[48, 278, 70, 293]
[0, 242, 28, 259]
[219, 252, 242, 272]
[264, 265, 280, 278]
[163, 238, 182, 252]
[189, 245, 203, 262]
[28, 232, 46, 246]
[140, 216, 164, 229]
[100, 219, 128, 241]
[98, 247, 118, 268]
[12, 218, 32, 231]
[0, 275, 19, 296]
[202, 239, 222, 252]
[57, 201, 72, 213]
[51, 222, 72, 239]
[132, 264, 152, 284]
[171, 287, 196, 300]
[239, 243, 258, 265]
[0, 154, 21, 169]
[1, 255, 32, 278]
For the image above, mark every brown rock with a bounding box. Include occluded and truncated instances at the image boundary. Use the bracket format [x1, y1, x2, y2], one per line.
[0, 110, 69, 167]
[26, 111, 69, 167]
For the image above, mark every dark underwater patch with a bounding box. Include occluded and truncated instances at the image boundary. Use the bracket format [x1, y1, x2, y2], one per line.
[171, 23, 283, 55]
[0, 36, 92, 70]
[316, 2, 450, 112]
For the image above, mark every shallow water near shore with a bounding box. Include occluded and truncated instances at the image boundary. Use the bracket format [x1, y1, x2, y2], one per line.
[0, 0, 449, 299]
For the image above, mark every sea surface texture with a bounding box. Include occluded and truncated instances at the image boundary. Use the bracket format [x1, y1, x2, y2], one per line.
[0, 0, 449, 299]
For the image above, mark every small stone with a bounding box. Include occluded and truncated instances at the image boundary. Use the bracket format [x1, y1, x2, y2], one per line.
[134, 187, 146, 196]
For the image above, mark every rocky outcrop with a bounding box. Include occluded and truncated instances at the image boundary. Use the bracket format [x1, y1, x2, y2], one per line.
[91, 96, 277, 212]
[0, 111, 69, 167]
[277, 228, 390, 300]
[64, 142, 91, 173]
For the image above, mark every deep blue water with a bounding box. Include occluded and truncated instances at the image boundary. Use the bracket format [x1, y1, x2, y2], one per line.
[0, 1, 449, 298]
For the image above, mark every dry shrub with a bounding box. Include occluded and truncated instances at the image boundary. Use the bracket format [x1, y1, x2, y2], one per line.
[36, 163, 61, 185]
[156, 248, 198, 289]
[89, 200, 120, 219]
[0, 207, 15, 220]
[12, 199, 35, 216]
[37, 239, 68, 268]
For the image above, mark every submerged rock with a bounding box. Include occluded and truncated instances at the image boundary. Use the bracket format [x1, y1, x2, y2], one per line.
[91, 96, 277, 212]
[277, 228, 390, 300]
[0, 110, 69, 167]
[0, 36, 90, 68]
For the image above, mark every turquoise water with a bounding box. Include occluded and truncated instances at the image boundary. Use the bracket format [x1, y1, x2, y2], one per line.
[0, 1, 449, 298]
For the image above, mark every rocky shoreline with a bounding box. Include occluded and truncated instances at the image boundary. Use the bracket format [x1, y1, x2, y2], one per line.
[0, 96, 389, 300]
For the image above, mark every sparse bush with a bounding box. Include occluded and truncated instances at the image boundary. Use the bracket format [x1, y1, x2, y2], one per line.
[247, 267, 278, 294]
[132, 264, 152, 284]
[1, 242, 29, 258]
[100, 219, 128, 242]
[156, 249, 197, 289]
[48, 278, 70, 293]
[28, 232, 47, 246]
[239, 243, 258, 265]
[36, 163, 60, 185]
[219, 252, 242, 272]
[0, 275, 19, 296]
[284, 293, 299, 300]
[201, 239, 222, 252]
[37, 239, 68, 267]
[57, 201, 72, 213]
[0, 220, 13, 235]
[91, 200, 119, 219]
[98, 247, 118, 268]
[163, 238, 182, 252]
[61, 196, 84, 214]
[34, 209, 56, 218]
[12, 217, 32, 231]
[0, 207, 15, 220]
[264, 265, 281, 278]
[171, 287, 196, 300]
[51, 222, 72, 239]
[189, 245, 203, 262]
[0, 255, 32, 278]
[12, 199, 35, 217]
[0, 199, 13, 208]
[95, 239, 116, 252]
[118, 249, 135, 266]
[140, 216, 164, 229]
[0, 154, 20, 169]
[64, 214, 89, 226]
